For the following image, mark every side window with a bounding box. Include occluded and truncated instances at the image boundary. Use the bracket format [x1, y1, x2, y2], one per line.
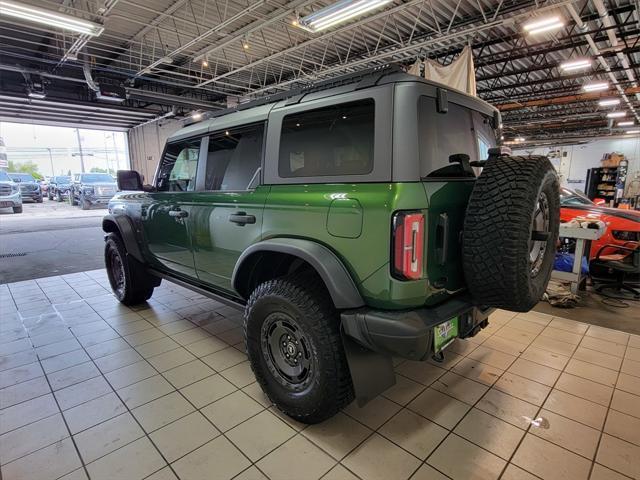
[156, 139, 201, 192]
[204, 124, 263, 191]
[278, 99, 374, 178]
[418, 97, 495, 178]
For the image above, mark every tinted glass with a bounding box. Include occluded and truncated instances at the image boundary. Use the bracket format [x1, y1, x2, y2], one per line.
[157, 139, 201, 192]
[205, 125, 263, 191]
[9, 173, 35, 182]
[279, 99, 374, 178]
[0, 171, 11, 181]
[80, 174, 114, 183]
[419, 97, 495, 177]
[560, 187, 593, 206]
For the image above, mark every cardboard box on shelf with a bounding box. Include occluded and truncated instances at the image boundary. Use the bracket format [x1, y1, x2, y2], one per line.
[601, 152, 624, 167]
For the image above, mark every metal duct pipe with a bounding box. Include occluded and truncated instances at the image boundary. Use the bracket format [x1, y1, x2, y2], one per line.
[566, 4, 640, 123]
[83, 63, 100, 92]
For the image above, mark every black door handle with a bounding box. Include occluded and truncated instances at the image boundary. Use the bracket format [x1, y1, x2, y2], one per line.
[229, 212, 256, 225]
[168, 208, 188, 218]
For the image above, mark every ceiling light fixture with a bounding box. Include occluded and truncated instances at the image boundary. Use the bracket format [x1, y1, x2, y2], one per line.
[560, 59, 592, 71]
[202, 59, 208, 67]
[298, 0, 392, 32]
[624, 130, 639, 134]
[582, 82, 609, 92]
[191, 111, 202, 120]
[617, 121, 634, 126]
[607, 111, 626, 118]
[523, 16, 564, 35]
[598, 98, 620, 107]
[0, 0, 104, 36]
[515, 137, 526, 142]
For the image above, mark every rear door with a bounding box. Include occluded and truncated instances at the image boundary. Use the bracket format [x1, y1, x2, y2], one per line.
[190, 123, 267, 291]
[142, 137, 202, 277]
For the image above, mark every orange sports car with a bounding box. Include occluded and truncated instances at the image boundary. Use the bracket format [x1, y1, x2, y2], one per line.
[560, 187, 640, 258]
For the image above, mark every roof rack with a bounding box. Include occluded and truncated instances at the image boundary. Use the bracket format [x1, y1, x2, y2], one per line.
[186, 64, 403, 125]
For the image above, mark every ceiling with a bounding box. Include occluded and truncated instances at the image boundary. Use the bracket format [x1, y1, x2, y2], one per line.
[0, 0, 639, 143]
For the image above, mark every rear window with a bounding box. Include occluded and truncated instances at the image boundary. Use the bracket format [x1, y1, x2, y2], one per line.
[278, 99, 374, 178]
[418, 96, 496, 178]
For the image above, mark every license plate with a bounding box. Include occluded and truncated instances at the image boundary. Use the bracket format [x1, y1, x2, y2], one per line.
[0, 201, 12, 208]
[434, 317, 459, 353]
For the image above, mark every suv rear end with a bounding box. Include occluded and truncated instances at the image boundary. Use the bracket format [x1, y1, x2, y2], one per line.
[104, 67, 559, 424]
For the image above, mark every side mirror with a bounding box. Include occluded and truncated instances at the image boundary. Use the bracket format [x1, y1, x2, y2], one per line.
[117, 170, 143, 191]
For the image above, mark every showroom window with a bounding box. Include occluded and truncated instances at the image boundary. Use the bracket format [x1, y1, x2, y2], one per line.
[278, 99, 375, 178]
[156, 139, 201, 192]
[418, 96, 495, 177]
[204, 124, 264, 191]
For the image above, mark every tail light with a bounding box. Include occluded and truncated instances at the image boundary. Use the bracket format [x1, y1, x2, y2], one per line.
[392, 211, 425, 280]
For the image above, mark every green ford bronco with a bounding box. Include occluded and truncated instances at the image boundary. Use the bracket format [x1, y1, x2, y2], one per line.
[104, 66, 560, 423]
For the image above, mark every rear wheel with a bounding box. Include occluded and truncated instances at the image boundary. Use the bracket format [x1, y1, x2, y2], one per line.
[462, 155, 560, 312]
[244, 272, 353, 424]
[104, 233, 157, 305]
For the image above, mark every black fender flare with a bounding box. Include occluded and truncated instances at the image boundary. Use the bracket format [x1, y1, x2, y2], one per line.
[232, 238, 365, 309]
[102, 214, 145, 263]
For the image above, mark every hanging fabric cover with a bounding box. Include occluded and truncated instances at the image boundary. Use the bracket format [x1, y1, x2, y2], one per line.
[408, 45, 477, 96]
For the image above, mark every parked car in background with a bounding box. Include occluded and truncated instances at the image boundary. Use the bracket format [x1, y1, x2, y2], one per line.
[560, 187, 640, 257]
[0, 170, 22, 213]
[8, 172, 43, 203]
[69, 173, 117, 210]
[48, 175, 72, 201]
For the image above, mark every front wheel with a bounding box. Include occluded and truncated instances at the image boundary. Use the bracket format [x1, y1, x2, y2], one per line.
[104, 233, 158, 305]
[12, 206, 22, 214]
[244, 273, 354, 424]
[68, 191, 77, 206]
[80, 195, 90, 210]
[56, 191, 63, 202]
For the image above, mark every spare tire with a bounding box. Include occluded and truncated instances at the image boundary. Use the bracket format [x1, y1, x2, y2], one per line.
[462, 155, 560, 312]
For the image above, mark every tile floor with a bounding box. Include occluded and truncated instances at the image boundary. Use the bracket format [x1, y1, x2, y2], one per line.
[1, 270, 639, 480]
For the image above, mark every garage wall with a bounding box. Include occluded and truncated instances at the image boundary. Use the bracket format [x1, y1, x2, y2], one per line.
[514, 136, 640, 195]
[128, 118, 184, 182]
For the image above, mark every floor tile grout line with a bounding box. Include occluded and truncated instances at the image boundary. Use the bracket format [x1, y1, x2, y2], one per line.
[586, 331, 631, 480]
[492, 316, 631, 479]
[16, 300, 92, 480]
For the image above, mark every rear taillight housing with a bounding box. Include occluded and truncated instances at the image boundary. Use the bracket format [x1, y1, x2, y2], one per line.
[392, 211, 425, 280]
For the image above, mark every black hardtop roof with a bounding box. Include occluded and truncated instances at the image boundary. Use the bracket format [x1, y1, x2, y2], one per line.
[187, 64, 497, 125]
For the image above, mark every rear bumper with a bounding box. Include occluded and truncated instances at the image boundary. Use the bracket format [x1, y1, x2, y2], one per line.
[341, 293, 493, 360]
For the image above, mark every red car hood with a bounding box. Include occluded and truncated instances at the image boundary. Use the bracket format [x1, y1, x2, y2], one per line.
[561, 204, 640, 227]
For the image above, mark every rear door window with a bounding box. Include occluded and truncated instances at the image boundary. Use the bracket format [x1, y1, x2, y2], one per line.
[205, 124, 264, 191]
[278, 99, 374, 178]
[418, 96, 496, 178]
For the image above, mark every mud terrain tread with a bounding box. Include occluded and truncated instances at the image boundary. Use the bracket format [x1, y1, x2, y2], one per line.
[244, 272, 354, 423]
[462, 155, 559, 312]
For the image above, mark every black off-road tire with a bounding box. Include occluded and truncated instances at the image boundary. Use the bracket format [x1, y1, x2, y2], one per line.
[69, 191, 77, 206]
[104, 233, 157, 305]
[463, 155, 560, 312]
[12, 206, 22, 214]
[56, 191, 63, 202]
[244, 272, 354, 424]
[81, 195, 90, 210]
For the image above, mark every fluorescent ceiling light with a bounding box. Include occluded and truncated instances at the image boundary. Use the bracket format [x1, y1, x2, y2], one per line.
[299, 0, 392, 32]
[191, 111, 202, 120]
[582, 82, 609, 92]
[624, 130, 639, 134]
[560, 59, 591, 71]
[598, 98, 620, 107]
[617, 121, 634, 126]
[607, 111, 626, 118]
[0, 0, 104, 36]
[515, 137, 526, 142]
[27, 91, 46, 99]
[523, 16, 564, 34]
